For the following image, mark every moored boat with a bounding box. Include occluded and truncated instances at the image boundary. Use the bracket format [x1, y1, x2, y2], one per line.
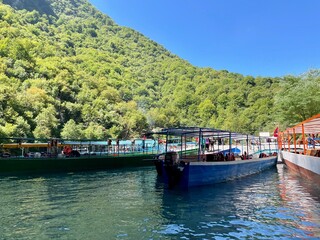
[152, 127, 278, 188]
[0, 138, 158, 174]
[278, 114, 320, 184]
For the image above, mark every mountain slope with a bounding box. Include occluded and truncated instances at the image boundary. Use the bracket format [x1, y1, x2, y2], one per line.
[3, 0, 55, 15]
[0, 0, 284, 139]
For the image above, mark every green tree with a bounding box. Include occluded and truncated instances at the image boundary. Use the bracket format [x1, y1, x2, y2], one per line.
[275, 70, 320, 126]
[13, 116, 31, 137]
[197, 99, 216, 126]
[33, 106, 59, 138]
[83, 122, 107, 139]
[61, 119, 84, 139]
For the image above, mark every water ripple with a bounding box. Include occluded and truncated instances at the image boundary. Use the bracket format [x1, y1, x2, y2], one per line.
[0, 166, 319, 239]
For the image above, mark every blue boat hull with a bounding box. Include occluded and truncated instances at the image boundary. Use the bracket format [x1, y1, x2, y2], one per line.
[157, 156, 278, 188]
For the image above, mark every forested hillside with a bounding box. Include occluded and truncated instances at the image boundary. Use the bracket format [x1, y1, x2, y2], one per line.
[0, 0, 319, 140]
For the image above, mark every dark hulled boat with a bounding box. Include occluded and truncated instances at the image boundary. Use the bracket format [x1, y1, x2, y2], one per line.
[152, 127, 278, 189]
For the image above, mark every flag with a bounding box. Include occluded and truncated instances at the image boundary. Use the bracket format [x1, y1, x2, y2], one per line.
[273, 127, 279, 137]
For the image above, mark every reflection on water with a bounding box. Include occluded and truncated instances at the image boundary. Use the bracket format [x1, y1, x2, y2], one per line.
[0, 165, 319, 239]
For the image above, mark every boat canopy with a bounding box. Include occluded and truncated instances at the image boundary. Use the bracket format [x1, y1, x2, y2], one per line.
[151, 127, 256, 140]
[281, 113, 320, 134]
[279, 113, 320, 155]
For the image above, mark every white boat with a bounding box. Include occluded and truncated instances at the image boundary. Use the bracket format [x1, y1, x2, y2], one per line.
[279, 114, 320, 184]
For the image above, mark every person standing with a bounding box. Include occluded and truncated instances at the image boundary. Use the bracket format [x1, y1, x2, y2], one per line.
[116, 139, 120, 152]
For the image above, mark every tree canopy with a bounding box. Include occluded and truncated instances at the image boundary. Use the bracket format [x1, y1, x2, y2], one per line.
[0, 0, 319, 140]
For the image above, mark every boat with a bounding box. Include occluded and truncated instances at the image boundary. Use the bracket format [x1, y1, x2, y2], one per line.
[152, 127, 278, 188]
[278, 113, 320, 184]
[0, 138, 158, 174]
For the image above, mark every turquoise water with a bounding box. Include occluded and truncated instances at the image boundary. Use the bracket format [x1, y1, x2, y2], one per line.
[0, 164, 319, 239]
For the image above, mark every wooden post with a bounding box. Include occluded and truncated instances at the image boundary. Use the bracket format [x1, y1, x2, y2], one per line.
[287, 130, 290, 152]
[293, 128, 296, 154]
[302, 124, 306, 155]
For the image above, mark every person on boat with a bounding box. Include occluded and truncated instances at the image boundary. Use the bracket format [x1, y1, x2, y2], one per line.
[63, 146, 72, 157]
[142, 135, 146, 150]
[107, 139, 112, 153]
[116, 139, 120, 151]
[242, 151, 248, 160]
[259, 152, 267, 158]
[205, 138, 210, 151]
[209, 138, 214, 151]
[131, 139, 135, 152]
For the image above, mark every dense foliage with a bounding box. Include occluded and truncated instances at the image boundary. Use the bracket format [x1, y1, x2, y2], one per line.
[0, 0, 319, 140]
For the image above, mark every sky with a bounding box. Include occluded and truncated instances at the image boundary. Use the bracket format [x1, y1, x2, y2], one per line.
[89, 0, 320, 77]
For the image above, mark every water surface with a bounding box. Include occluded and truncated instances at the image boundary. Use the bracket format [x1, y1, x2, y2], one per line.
[0, 164, 319, 239]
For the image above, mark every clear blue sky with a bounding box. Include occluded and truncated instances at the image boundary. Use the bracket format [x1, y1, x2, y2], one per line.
[89, 0, 320, 77]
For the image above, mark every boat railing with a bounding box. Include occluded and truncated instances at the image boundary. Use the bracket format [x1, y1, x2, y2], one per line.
[79, 143, 158, 157]
[281, 147, 320, 157]
[287, 148, 320, 157]
[0, 138, 160, 159]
